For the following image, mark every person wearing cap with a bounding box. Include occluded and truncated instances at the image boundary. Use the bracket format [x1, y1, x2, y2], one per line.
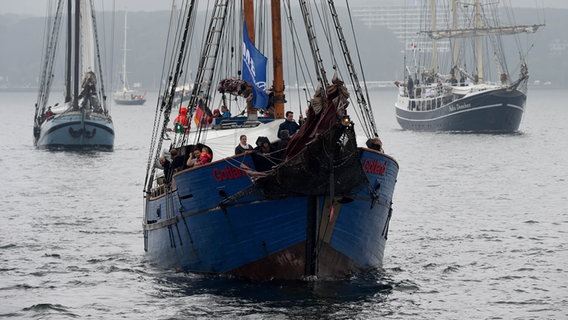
[366, 137, 383, 152]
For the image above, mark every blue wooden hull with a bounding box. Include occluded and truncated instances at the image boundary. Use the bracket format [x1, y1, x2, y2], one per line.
[395, 86, 526, 132]
[143, 149, 398, 281]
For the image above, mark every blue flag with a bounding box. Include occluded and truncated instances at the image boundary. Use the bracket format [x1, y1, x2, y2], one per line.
[242, 23, 269, 109]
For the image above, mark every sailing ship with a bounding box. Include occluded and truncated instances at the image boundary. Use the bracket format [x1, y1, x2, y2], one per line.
[33, 0, 114, 150]
[113, 11, 146, 106]
[143, 0, 399, 281]
[394, 0, 543, 132]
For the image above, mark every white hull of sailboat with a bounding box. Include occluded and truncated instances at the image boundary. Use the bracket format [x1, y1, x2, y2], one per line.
[35, 112, 114, 151]
[113, 90, 146, 105]
[33, 0, 114, 151]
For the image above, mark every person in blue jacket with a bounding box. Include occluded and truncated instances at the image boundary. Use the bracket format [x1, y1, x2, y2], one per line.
[278, 111, 302, 138]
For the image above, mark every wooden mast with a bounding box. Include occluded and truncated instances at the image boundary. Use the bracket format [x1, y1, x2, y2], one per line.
[271, 0, 284, 119]
[244, 0, 254, 42]
[243, 0, 257, 118]
[243, 0, 284, 120]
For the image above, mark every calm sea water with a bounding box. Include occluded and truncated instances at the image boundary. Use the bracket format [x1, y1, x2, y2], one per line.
[0, 89, 566, 319]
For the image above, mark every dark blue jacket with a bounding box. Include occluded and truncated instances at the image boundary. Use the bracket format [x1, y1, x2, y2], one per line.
[278, 120, 300, 137]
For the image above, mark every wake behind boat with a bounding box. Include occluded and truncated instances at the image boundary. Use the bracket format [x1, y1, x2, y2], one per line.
[33, 0, 114, 150]
[394, 0, 543, 133]
[143, 0, 398, 281]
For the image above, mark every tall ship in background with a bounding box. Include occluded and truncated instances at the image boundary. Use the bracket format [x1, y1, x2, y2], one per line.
[113, 11, 146, 106]
[33, 0, 114, 150]
[394, 0, 543, 132]
[142, 0, 399, 281]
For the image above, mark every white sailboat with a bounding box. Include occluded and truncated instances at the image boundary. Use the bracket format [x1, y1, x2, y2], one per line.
[33, 0, 114, 150]
[113, 11, 146, 106]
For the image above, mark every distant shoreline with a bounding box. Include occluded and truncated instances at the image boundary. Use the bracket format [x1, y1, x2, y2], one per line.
[1, 84, 565, 93]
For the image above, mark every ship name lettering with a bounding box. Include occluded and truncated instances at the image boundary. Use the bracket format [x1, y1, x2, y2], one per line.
[213, 164, 249, 182]
[363, 159, 387, 176]
[449, 103, 471, 112]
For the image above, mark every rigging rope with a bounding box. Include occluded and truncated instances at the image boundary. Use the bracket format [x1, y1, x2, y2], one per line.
[299, 1, 328, 88]
[344, 0, 378, 138]
[35, 0, 65, 125]
[89, 0, 108, 112]
[145, 0, 198, 191]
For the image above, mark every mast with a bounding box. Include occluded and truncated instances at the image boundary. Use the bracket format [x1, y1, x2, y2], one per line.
[475, 0, 483, 83]
[242, 0, 284, 119]
[429, 0, 542, 84]
[271, 0, 285, 120]
[73, 0, 80, 110]
[451, 0, 459, 80]
[244, 0, 254, 41]
[121, 11, 128, 91]
[243, 0, 258, 118]
[431, 0, 438, 77]
[65, 0, 72, 103]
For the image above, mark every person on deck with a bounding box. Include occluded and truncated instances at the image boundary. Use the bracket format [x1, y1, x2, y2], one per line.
[407, 77, 414, 98]
[196, 146, 213, 165]
[278, 111, 301, 138]
[414, 79, 421, 98]
[45, 106, 54, 119]
[159, 156, 172, 183]
[235, 135, 253, 155]
[170, 149, 185, 174]
[221, 105, 231, 118]
[253, 136, 276, 171]
[186, 149, 202, 168]
[276, 130, 290, 160]
[366, 137, 384, 153]
[173, 107, 190, 132]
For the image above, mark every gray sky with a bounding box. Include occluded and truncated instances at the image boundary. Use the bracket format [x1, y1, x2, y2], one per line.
[0, 0, 566, 16]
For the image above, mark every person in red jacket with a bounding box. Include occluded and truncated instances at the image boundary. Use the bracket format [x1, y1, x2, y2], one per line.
[197, 146, 213, 165]
[173, 107, 190, 132]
